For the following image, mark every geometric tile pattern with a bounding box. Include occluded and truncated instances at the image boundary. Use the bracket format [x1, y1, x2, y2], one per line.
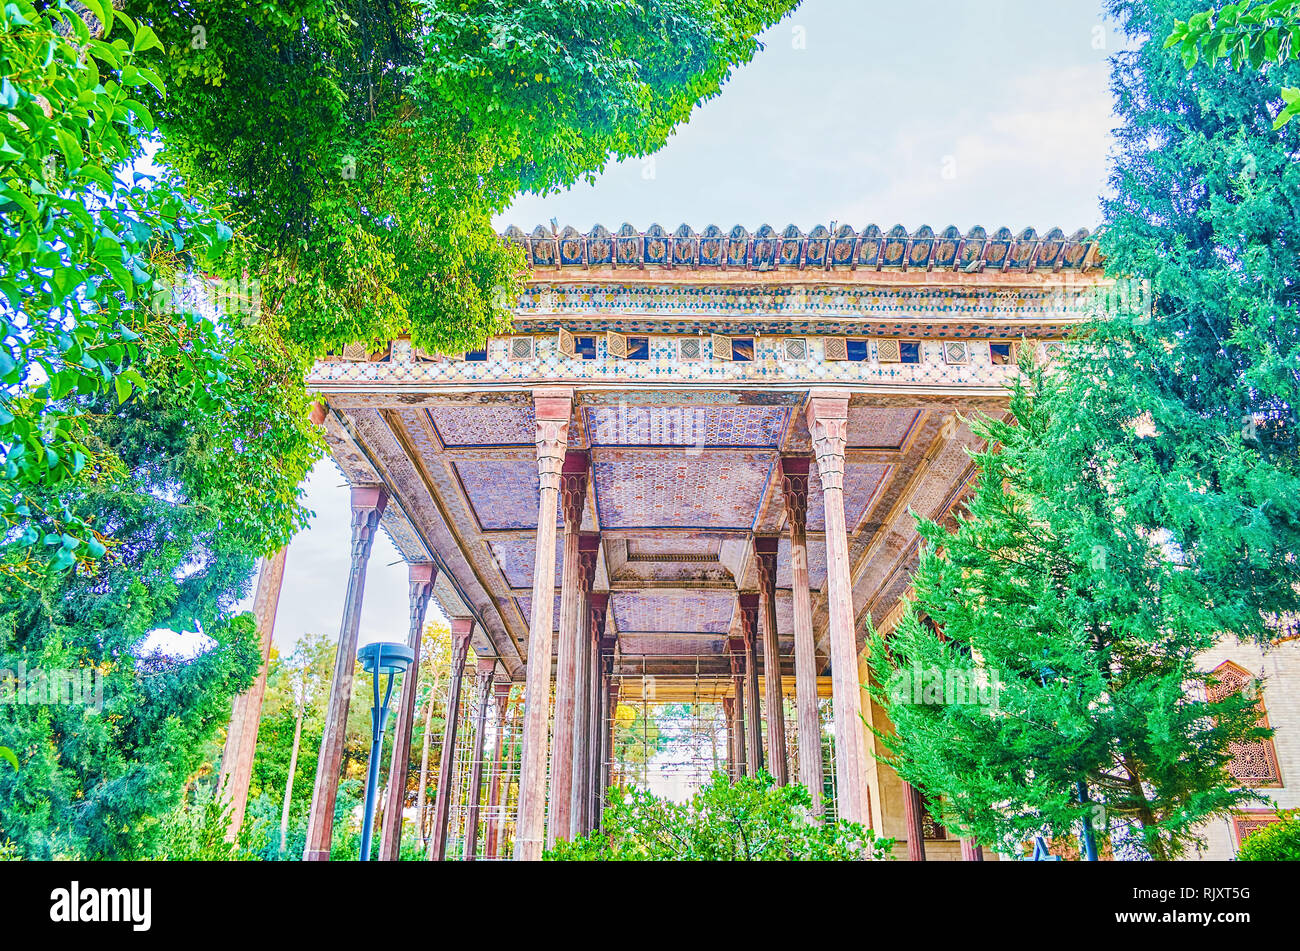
[775, 536, 828, 589]
[611, 592, 735, 634]
[593, 450, 774, 529]
[514, 595, 562, 634]
[427, 404, 535, 447]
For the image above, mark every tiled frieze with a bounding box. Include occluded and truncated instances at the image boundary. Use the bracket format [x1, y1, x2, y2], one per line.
[625, 537, 723, 559]
[514, 282, 1097, 322]
[309, 331, 1048, 390]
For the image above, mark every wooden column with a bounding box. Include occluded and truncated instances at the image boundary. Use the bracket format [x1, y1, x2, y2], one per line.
[961, 838, 984, 862]
[515, 389, 571, 860]
[426, 617, 473, 860]
[903, 781, 928, 862]
[303, 486, 386, 861]
[219, 546, 289, 841]
[569, 532, 598, 839]
[738, 595, 763, 777]
[594, 647, 612, 827]
[604, 678, 620, 800]
[585, 601, 603, 831]
[722, 696, 737, 781]
[753, 537, 789, 785]
[546, 451, 587, 848]
[728, 647, 747, 779]
[807, 393, 869, 825]
[781, 457, 824, 812]
[377, 562, 437, 860]
[463, 658, 497, 860]
[485, 682, 513, 860]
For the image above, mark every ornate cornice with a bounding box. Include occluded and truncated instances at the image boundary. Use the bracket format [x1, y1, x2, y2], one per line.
[505, 223, 1100, 274]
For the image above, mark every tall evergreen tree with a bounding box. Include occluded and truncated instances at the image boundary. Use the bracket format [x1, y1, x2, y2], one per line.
[0, 380, 269, 858]
[871, 0, 1300, 860]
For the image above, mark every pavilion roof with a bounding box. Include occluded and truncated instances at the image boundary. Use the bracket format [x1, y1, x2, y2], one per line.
[503, 223, 1101, 273]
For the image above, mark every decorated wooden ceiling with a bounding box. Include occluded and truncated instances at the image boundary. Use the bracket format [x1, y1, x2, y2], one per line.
[316, 388, 994, 680]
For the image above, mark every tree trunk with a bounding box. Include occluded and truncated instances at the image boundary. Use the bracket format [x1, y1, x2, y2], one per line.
[279, 709, 304, 855]
[414, 668, 444, 842]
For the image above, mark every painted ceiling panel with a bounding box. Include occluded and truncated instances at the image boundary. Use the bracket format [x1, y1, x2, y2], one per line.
[847, 407, 921, 449]
[594, 450, 774, 529]
[611, 591, 735, 634]
[807, 462, 890, 532]
[427, 404, 536, 447]
[586, 405, 788, 448]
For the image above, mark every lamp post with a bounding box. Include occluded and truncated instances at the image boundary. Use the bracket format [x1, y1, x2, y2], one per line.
[357, 641, 415, 861]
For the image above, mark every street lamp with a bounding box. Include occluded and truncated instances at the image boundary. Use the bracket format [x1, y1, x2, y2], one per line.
[357, 641, 415, 861]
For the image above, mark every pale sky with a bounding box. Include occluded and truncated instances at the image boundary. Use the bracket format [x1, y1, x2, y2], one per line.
[257, 0, 1121, 656]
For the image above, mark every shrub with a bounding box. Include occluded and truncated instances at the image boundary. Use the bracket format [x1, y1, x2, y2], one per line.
[1237, 810, 1300, 862]
[546, 772, 894, 861]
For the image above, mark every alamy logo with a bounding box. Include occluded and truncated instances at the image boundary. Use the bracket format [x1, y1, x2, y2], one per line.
[49, 882, 151, 932]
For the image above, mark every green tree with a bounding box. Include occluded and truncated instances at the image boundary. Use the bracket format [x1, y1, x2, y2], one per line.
[546, 772, 894, 861]
[871, 0, 1300, 862]
[1237, 809, 1300, 860]
[869, 372, 1270, 862]
[0, 1, 288, 567]
[1168, 0, 1300, 126]
[0, 381, 270, 859]
[122, 0, 800, 357]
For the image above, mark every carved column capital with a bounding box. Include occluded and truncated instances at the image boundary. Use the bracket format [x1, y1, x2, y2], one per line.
[492, 681, 513, 721]
[589, 590, 608, 640]
[534, 390, 573, 492]
[474, 657, 497, 690]
[406, 562, 437, 634]
[780, 457, 811, 534]
[449, 616, 474, 655]
[560, 451, 590, 530]
[737, 594, 760, 646]
[348, 485, 388, 564]
[577, 531, 600, 596]
[805, 395, 849, 493]
[728, 642, 746, 677]
[753, 536, 779, 594]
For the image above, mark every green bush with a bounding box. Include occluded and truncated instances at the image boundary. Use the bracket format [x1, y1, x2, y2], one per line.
[546, 772, 894, 861]
[1238, 810, 1300, 861]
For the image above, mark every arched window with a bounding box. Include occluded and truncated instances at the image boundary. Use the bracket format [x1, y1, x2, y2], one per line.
[1207, 661, 1282, 788]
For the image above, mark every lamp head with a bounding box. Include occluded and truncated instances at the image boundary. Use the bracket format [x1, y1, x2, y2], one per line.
[358, 641, 415, 675]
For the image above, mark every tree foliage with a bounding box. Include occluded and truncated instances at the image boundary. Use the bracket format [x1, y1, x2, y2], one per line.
[1237, 808, 1300, 860]
[0, 382, 270, 858]
[546, 772, 894, 861]
[124, 0, 799, 356]
[0, 1, 284, 566]
[1168, 0, 1300, 126]
[869, 370, 1271, 861]
[874, 0, 1300, 860]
